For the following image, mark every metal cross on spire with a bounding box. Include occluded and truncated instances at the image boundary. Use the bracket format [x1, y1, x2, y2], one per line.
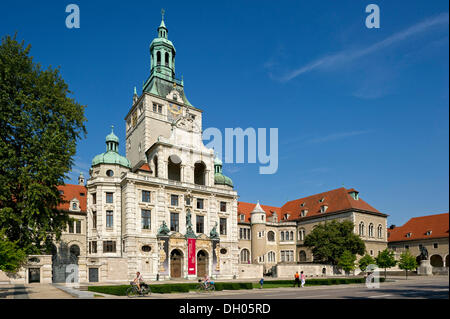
[161, 8, 165, 21]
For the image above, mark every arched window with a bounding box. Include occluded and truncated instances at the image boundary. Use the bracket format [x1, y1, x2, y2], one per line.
[157, 51, 161, 65]
[290, 231, 294, 241]
[377, 224, 383, 238]
[369, 223, 374, 237]
[165, 52, 169, 66]
[280, 231, 285, 241]
[299, 250, 307, 262]
[268, 251, 276, 263]
[299, 229, 305, 241]
[194, 161, 206, 185]
[267, 231, 275, 242]
[359, 222, 365, 236]
[240, 249, 250, 264]
[153, 156, 158, 178]
[167, 155, 181, 181]
[69, 244, 80, 258]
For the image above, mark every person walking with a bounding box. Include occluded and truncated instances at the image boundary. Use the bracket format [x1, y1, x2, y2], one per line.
[300, 271, 306, 288]
[259, 278, 264, 289]
[293, 271, 300, 287]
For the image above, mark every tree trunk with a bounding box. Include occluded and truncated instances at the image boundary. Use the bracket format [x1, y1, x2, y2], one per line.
[384, 268, 387, 279]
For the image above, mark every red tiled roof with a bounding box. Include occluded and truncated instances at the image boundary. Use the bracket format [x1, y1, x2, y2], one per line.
[388, 212, 449, 242]
[56, 184, 87, 212]
[281, 187, 383, 220]
[238, 187, 384, 223]
[237, 202, 282, 223]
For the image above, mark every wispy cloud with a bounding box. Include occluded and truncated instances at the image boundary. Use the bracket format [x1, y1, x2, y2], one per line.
[307, 130, 371, 144]
[277, 12, 449, 82]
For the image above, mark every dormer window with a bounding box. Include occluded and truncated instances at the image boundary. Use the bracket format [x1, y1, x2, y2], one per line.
[239, 214, 245, 222]
[173, 94, 178, 101]
[300, 202, 306, 207]
[426, 230, 432, 236]
[72, 203, 77, 210]
[320, 205, 328, 213]
[406, 232, 412, 238]
[318, 198, 325, 203]
[349, 191, 359, 200]
[301, 210, 308, 217]
[59, 190, 64, 195]
[283, 213, 290, 220]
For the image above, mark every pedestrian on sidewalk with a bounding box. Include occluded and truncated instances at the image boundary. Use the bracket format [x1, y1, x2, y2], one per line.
[293, 271, 300, 287]
[259, 278, 264, 289]
[300, 271, 306, 288]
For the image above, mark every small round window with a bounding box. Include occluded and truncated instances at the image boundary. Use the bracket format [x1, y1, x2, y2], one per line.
[106, 170, 114, 177]
[141, 245, 152, 252]
[220, 248, 227, 255]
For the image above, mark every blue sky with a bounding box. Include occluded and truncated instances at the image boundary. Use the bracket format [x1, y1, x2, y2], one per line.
[1, 0, 448, 226]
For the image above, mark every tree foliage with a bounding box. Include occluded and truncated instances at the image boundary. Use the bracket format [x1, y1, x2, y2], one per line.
[375, 248, 397, 279]
[0, 34, 86, 255]
[0, 229, 27, 272]
[398, 250, 418, 279]
[337, 250, 357, 274]
[304, 220, 365, 265]
[358, 253, 376, 272]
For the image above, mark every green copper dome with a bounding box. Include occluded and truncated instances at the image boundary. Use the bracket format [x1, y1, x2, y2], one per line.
[213, 155, 233, 187]
[92, 126, 131, 169]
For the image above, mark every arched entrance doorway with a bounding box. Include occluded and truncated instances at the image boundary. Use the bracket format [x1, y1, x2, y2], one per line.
[445, 255, 449, 267]
[430, 254, 443, 267]
[299, 250, 307, 262]
[170, 249, 183, 278]
[197, 250, 208, 277]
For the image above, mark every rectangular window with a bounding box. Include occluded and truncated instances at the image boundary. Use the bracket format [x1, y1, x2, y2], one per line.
[92, 211, 97, 229]
[158, 105, 162, 114]
[196, 198, 204, 210]
[68, 221, 74, 233]
[153, 103, 157, 112]
[106, 211, 114, 228]
[91, 241, 97, 254]
[141, 209, 151, 230]
[196, 215, 204, 234]
[220, 201, 227, 212]
[92, 193, 96, 205]
[106, 192, 114, 203]
[89, 242, 91, 254]
[433, 243, 438, 249]
[141, 190, 151, 203]
[171, 195, 179, 206]
[405, 245, 409, 249]
[170, 212, 179, 232]
[103, 241, 116, 253]
[76, 220, 82, 234]
[239, 228, 243, 239]
[220, 218, 227, 235]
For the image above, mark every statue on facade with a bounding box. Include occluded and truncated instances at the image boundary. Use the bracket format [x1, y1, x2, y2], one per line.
[419, 246, 429, 261]
[210, 221, 219, 239]
[159, 242, 166, 272]
[185, 209, 196, 238]
[157, 221, 170, 236]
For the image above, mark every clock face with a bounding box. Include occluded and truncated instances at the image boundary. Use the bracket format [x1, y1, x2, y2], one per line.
[167, 103, 182, 123]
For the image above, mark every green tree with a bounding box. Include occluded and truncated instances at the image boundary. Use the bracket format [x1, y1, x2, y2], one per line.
[358, 253, 376, 272]
[0, 34, 86, 257]
[304, 220, 365, 265]
[375, 248, 397, 279]
[337, 250, 357, 275]
[0, 229, 27, 272]
[398, 250, 418, 279]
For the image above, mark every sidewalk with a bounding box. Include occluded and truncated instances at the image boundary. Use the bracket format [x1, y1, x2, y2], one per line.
[0, 283, 74, 299]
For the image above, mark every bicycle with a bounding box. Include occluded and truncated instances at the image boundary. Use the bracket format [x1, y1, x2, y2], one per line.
[196, 280, 215, 293]
[126, 282, 151, 298]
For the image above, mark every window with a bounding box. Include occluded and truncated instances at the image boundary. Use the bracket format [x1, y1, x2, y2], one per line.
[239, 228, 250, 240]
[80, 192, 85, 197]
[267, 231, 275, 242]
[370, 250, 374, 256]
[106, 211, 113, 228]
[196, 198, 204, 210]
[369, 223, 374, 237]
[406, 232, 412, 238]
[170, 194, 179, 206]
[68, 221, 74, 233]
[153, 103, 157, 112]
[258, 255, 264, 263]
[281, 250, 294, 262]
[433, 243, 438, 249]
[142, 190, 151, 203]
[157, 51, 161, 65]
[76, 220, 81, 234]
[142, 245, 152, 252]
[239, 214, 245, 222]
[377, 224, 383, 238]
[106, 170, 114, 177]
[220, 202, 227, 212]
[72, 202, 77, 210]
[92, 193, 96, 205]
[91, 241, 97, 254]
[290, 231, 294, 241]
[220, 218, 227, 235]
[426, 230, 432, 236]
[185, 196, 191, 206]
[268, 251, 276, 263]
[141, 209, 151, 230]
[301, 210, 308, 217]
[170, 212, 179, 232]
[405, 245, 409, 249]
[320, 205, 328, 213]
[281, 231, 285, 241]
[359, 222, 365, 236]
[106, 192, 114, 203]
[299, 229, 305, 241]
[196, 215, 204, 234]
[92, 211, 97, 229]
[103, 241, 116, 253]
[240, 249, 250, 264]
[158, 105, 162, 114]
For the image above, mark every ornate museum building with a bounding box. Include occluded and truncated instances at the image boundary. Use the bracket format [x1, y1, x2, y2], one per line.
[2, 13, 446, 285]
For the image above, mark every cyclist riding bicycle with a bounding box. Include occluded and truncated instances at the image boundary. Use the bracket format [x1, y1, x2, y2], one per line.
[202, 274, 210, 289]
[133, 271, 146, 294]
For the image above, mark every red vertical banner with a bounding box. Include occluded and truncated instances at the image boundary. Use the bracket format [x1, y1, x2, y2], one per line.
[188, 238, 196, 275]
